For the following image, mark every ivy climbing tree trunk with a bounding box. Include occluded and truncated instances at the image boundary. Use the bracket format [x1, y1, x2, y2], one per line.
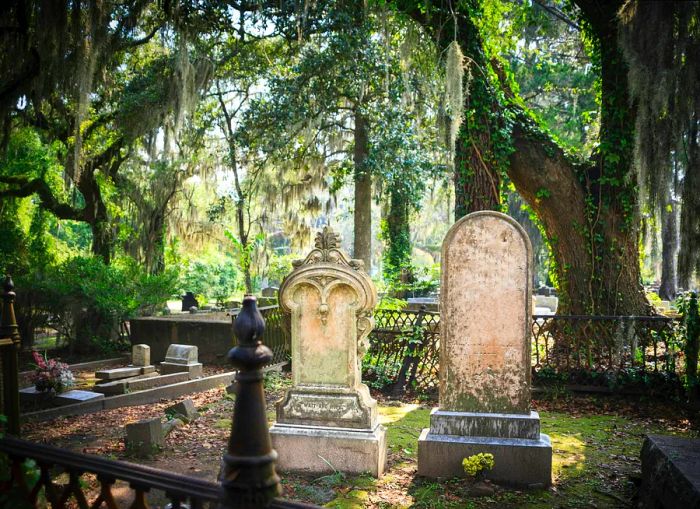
[353, 109, 372, 270]
[383, 186, 412, 295]
[399, 0, 650, 315]
[452, 0, 504, 218]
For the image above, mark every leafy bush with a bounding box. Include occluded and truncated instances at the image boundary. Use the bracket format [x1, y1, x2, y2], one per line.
[179, 258, 242, 306]
[16, 256, 178, 354]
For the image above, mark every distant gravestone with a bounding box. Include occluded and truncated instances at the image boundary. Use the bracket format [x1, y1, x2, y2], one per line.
[159, 344, 203, 378]
[132, 344, 150, 367]
[261, 286, 279, 297]
[418, 211, 552, 486]
[270, 226, 387, 476]
[181, 292, 198, 312]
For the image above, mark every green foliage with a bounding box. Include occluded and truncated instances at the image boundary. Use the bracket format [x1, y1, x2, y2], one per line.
[179, 257, 242, 306]
[462, 453, 495, 478]
[677, 292, 700, 397]
[17, 256, 178, 353]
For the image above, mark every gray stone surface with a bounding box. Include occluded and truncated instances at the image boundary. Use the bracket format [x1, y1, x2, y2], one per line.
[132, 344, 150, 367]
[95, 366, 155, 380]
[164, 344, 198, 364]
[126, 417, 163, 456]
[95, 372, 191, 395]
[640, 434, 700, 509]
[95, 366, 142, 380]
[22, 371, 238, 422]
[270, 423, 387, 477]
[429, 409, 541, 440]
[261, 286, 279, 297]
[159, 361, 203, 378]
[418, 428, 552, 487]
[165, 399, 199, 422]
[53, 390, 104, 406]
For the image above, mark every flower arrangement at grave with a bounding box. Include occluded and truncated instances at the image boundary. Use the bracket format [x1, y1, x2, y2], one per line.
[30, 351, 74, 393]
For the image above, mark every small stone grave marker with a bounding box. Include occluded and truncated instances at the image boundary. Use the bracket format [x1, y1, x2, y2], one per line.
[126, 417, 163, 456]
[165, 399, 199, 422]
[132, 344, 150, 367]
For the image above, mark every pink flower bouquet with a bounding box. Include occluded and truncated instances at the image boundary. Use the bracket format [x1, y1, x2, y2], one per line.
[30, 351, 75, 393]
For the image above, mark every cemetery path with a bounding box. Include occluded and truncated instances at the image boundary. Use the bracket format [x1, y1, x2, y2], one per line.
[21, 374, 698, 508]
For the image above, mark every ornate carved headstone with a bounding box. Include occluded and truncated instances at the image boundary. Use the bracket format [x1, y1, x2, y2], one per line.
[270, 226, 386, 476]
[418, 211, 552, 486]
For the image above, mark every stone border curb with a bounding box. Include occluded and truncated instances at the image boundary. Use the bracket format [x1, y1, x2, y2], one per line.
[21, 371, 236, 423]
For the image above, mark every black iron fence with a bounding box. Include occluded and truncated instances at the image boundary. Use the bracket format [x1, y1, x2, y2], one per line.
[1, 276, 21, 436]
[363, 307, 684, 395]
[232, 305, 290, 366]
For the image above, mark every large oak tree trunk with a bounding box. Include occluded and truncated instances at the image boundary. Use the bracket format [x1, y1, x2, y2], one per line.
[400, 0, 650, 315]
[353, 110, 372, 270]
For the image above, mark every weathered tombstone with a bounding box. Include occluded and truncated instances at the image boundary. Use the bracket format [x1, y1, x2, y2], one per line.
[261, 286, 279, 298]
[159, 344, 203, 378]
[181, 291, 199, 312]
[418, 211, 552, 486]
[132, 344, 150, 367]
[125, 417, 164, 456]
[270, 226, 387, 476]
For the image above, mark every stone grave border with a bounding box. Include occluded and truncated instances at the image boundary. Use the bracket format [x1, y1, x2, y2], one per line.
[21, 363, 285, 423]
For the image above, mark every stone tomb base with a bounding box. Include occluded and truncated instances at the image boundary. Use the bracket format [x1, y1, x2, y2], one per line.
[270, 423, 387, 477]
[418, 409, 552, 487]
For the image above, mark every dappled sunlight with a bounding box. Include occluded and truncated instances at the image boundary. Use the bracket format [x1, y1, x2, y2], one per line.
[379, 404, 422, 425]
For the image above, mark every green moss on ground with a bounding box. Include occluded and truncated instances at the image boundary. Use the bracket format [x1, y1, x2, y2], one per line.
[311, 403, 696, 509]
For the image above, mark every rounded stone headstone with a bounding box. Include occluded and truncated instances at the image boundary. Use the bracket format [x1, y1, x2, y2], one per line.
[440, 211, 532, 414]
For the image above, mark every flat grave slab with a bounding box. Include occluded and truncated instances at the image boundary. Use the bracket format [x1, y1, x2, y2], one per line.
[94, 372, 190, 395]
[640, 434, 700, 509]
[95, 366, 155, 380]
[54, 390, 105, 406]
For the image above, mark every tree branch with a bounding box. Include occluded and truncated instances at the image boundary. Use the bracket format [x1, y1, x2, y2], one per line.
[0, 176, 84, 220]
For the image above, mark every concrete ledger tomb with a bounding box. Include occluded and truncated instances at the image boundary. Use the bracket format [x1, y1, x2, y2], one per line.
[270, 226, 387, 476]
[159, 344, 203, 378]
[418, 211, 552, 486]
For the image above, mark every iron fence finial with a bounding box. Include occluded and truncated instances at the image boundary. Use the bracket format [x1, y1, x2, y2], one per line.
[220, 294, 281, 509]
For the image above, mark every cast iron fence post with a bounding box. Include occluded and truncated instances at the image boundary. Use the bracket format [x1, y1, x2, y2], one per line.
[220, 295, 281, 509]
[1, 275, 21, 436]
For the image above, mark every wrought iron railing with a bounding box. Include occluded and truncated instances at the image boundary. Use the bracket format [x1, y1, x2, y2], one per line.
[0, 294, 321, 509]
[232, 305, 289, 366]
[1, 276, 21, 436]
[530, 314, 681, 387]
[362, 308, 683, 394]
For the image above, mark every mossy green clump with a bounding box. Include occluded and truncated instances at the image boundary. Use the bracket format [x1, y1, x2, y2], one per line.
[214, 418, 231, 430]
[324, 489, 369, 509]
[462, 453, 494, 477]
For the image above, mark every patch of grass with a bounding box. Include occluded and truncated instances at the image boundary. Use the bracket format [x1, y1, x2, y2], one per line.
[214, 418, 231, 430]
[379, 404, 430, 458]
